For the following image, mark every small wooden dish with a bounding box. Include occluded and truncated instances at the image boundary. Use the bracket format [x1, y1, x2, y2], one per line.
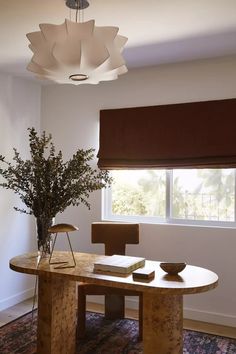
[160, 262, 186, 275]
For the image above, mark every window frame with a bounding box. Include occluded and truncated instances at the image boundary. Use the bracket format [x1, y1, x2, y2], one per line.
[102, 169, 236, 228]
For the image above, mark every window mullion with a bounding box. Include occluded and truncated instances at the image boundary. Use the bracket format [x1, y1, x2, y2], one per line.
[166, 170, 172, 219]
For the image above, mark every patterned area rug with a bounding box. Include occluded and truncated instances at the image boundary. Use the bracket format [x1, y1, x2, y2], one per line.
[0, 311, 236, 354]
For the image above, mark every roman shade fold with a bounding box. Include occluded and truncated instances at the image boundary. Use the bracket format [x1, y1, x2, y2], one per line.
[97, 98, 236, 169]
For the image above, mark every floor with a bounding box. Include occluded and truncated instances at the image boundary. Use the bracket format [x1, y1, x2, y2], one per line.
[0, 298, 35, 327]
[0, 299, 235, 339]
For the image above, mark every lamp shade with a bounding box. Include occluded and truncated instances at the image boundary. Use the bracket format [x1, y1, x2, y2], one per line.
[26, 19, 128, 84]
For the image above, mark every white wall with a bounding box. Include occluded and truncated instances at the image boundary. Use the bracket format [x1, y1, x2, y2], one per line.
[0, 73, 41, 310]
[41, 56, 236, 327]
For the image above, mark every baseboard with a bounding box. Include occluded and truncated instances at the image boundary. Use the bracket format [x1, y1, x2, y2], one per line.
[184, 307, 236, 328]
[2, 292, 235, 328]
[0, 288, 34, 311]
[88, 295, 236, 328]
[87, 295, 105, 305]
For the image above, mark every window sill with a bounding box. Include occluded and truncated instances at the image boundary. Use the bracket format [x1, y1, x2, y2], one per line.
[102, 215, 236, 230]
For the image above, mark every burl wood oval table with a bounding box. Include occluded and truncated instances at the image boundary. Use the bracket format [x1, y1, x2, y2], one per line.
[10, 252, 218, 354]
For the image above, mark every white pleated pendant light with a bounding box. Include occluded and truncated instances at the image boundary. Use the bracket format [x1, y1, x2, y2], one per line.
[26, 1, 128, 85]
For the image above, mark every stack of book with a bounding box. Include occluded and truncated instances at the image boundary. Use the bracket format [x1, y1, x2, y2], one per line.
[93, 254, 145, 275]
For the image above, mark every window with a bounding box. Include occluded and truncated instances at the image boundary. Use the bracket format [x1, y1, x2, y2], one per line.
[102, 169, 236, 227]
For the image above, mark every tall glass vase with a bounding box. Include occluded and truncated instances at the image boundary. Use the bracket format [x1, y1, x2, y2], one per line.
[36, 216, 55, 258]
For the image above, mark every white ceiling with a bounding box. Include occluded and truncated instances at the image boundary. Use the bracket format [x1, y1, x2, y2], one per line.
[1, 0, 236, 80]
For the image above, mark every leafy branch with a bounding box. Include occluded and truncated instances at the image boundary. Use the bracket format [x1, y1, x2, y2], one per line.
[0, 127, 111, 218]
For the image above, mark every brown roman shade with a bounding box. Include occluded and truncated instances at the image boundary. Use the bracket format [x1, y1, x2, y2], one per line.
[97, 98, 236, 169]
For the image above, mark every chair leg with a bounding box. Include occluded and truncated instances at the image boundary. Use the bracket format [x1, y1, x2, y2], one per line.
[105, 294, 125, 319]
[138, 294, 143, 341]
[77, 286, 86, 339]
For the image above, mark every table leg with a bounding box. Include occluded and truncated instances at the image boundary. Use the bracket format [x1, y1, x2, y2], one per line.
[143, 293, 183, 354]
[37, 274, 76, 354]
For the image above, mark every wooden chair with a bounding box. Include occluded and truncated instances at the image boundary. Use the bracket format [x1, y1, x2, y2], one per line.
[77, 222, 143, 340]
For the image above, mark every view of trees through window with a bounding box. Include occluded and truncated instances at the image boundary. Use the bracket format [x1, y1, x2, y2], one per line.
[112, 170, 166, 217]
[109, 169, 235, 223]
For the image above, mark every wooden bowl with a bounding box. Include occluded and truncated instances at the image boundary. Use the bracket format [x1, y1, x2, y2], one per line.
[160, 262, 186, 275]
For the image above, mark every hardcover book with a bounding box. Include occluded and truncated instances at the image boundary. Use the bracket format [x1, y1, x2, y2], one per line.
[93, 255, 145, 274]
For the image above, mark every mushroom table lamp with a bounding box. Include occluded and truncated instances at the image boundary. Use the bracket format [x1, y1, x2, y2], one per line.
[48, 223, 78, 268]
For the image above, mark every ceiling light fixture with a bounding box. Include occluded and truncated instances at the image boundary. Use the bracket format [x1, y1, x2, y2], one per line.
[26, 0, 128, 85]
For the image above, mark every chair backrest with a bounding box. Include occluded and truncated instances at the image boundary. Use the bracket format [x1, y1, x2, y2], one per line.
[91, 222, 139, 256]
